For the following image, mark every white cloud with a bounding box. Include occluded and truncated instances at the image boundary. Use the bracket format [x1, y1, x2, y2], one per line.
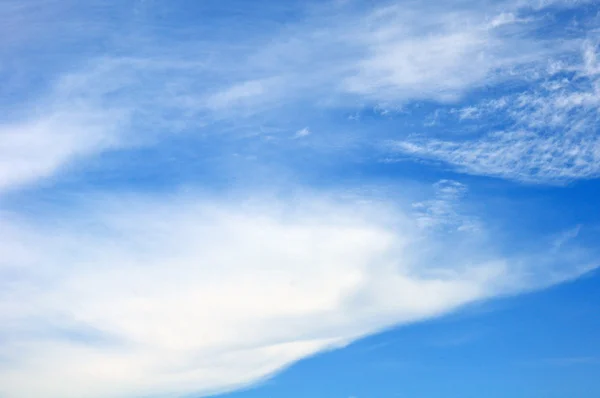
[0, 103, 126, 192]
[552, 225, 582, 250]
[205, 79, 277, 111]
[229, 0, 562, 106]
[412, 180, 480, 232]
[294, 127, 311, 138]
[340, 6, 536, 103]
[0, 0, 590, 193]
[0, 2, 598, 397]
[390, 40, 600, 184]
[392, 129, 600, 184]
[0, 191, 595, 398]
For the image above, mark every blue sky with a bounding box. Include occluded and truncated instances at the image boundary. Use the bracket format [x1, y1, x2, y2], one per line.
[1, 0, 600, 397]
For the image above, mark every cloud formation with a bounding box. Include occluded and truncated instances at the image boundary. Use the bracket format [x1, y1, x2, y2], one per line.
[1, 0, 592, 190]
[391, 39, 600, 184]
[0, 1, 599, 398]
[412, 180, 480, 232]
[0, 191, 594, 398]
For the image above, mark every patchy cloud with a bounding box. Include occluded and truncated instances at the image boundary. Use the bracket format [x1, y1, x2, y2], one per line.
[294, 127, 311, 138]
[0, 1, 599, 398]
[1, 0, 593, 190]
[412, 180, 480, 232]
[390, 39, 600, 184]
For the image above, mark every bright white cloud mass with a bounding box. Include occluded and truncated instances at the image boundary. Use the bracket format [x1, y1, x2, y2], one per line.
[1, 0, 599, 397]
[0, 191, 593, 398]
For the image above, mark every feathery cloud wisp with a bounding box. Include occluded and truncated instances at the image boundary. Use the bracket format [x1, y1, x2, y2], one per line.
[1, 0, 590, 190]
[390, 39, 600, 184]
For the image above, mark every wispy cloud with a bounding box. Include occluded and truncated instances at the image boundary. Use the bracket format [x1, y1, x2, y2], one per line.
[412, 180, 480, 232]
[390, 39, 600, 184]
[0, 94, 127, 191]
[339, 4, 543, 103]
[0, 1, 599, 397]
[0, 190, 594, 398]
[294, 127, 311, 138]
[1, 0, 590, 190]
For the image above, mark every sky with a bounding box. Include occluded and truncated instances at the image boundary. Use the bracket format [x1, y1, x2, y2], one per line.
[0, 0, 600, 397]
